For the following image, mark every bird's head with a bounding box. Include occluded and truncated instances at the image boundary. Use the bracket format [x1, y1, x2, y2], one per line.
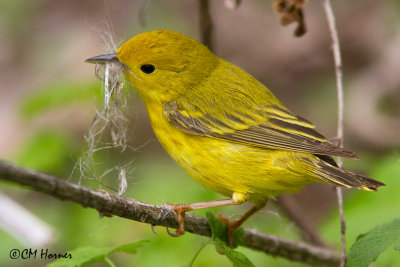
[86, 30, 218, 104]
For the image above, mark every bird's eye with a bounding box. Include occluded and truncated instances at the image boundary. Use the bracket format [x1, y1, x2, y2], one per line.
[140, 64, 155, 74]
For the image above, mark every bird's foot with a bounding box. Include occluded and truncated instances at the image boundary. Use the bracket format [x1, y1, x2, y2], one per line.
[165, 203, 193, 237]
[218, 214, 243, 248]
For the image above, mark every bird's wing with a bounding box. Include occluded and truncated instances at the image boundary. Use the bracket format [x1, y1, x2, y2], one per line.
[164, 99, 357, 158]
[164, 61, 357, 158]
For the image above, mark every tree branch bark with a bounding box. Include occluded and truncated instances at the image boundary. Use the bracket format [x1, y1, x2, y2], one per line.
[0, 161, 339, 266]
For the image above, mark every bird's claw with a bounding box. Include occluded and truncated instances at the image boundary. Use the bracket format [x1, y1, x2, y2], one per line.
[164, 203, 192, 238]
[218, 213, 241, 248]
[166, 227, 183, 237]
[218, 213, 230, 224]
[151, 224, 158, 235]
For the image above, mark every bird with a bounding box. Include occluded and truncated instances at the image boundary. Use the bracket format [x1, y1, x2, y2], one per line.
[86, 30, 385, 247]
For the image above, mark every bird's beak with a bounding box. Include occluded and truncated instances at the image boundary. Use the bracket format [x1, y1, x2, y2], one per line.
[85, 52, 119, 64]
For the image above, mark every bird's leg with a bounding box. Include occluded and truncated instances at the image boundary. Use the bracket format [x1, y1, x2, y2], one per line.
[219, 202, 267, 248]
[165, 192, 248, 237]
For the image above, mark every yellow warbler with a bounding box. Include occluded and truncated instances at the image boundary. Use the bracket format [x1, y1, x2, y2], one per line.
[86, 30, 384, 247]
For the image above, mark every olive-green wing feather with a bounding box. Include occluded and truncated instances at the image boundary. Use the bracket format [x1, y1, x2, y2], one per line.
[165, 100, 357, 158]
[299, 156, 385, 191]
[164, 59, 357, 158]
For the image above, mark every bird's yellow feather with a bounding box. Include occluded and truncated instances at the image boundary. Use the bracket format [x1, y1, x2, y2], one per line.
[112, 30, 384, 206]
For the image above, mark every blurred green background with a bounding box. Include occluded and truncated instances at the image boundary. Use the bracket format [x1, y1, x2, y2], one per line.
[0, 0, 399, 266]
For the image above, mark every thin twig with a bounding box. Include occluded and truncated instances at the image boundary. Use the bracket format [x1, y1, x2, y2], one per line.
[335, 185, 346, 267]
[321, 0, 346, 266]
[198, 0, 213, 50]
[0, 161, 340, 266]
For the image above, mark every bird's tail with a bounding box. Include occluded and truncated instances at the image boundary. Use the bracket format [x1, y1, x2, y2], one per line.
[300, 157, 385, 191]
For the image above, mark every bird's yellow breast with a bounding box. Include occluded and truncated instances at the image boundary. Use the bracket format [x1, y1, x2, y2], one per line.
[145, 102, 315, 204]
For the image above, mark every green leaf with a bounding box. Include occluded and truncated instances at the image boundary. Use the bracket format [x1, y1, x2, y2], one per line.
[111, 240, 148, 254]
[206, 212, 227, 240]
[213, 239, 255, 267]
[347, 218, 400, 267]
[47, 240, 148, 267]
[47, 247, 111, 267]
[206, 212, 254, 267]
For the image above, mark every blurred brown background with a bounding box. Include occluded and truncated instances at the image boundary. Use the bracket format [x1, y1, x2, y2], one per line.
[0, 0, 399, 266]
[1, 0, 400, 158]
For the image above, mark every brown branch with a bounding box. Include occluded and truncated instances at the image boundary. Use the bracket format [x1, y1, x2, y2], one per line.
[0, 161, 340, 266]
[198, 0, 213, 50]
[321, 1, 346, 266]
